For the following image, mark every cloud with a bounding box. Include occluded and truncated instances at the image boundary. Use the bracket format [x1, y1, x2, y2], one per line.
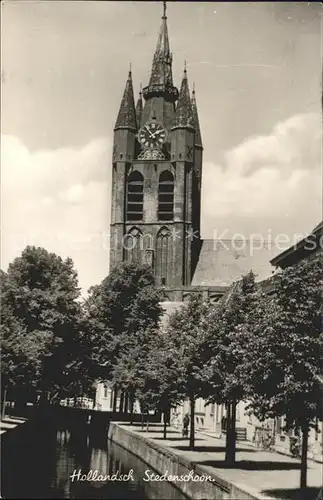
[1, 136, 111, 295]
[202, 112, 322, 239]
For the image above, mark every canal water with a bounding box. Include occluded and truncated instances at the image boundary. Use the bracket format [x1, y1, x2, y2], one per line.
[2, 423, 189, 499]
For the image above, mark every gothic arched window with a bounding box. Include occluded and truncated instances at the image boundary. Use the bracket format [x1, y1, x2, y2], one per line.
[158, 170, 174, 221]
[126, 171, 144, 221]
[124, 227, 142, 264]
[156, 227, 172, 286]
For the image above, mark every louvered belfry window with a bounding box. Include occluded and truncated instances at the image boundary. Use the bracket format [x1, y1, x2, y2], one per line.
[127, 171, 144, 221]
[158, 170, 174, 221]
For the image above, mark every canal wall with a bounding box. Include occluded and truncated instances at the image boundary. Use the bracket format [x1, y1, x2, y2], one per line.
[108, 423, 266, 500]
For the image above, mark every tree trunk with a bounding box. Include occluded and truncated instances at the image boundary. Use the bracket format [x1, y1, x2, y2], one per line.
[129, 391, 134, 425]
[231, 400, 237, 462]
[92, 386, 96, 410]
[225, 401, 237, 464]
[225, 402, 231, 462]
[166, 405, 170, 425]
[300, 422, 309, 490]
[124, 392, 129, 413]
[189, 396, 195, 450]
[112, 387, 117, 413]
[119, 391, 125, 413]
[163, 409, 167, 439]
[146, 413, 149, 432]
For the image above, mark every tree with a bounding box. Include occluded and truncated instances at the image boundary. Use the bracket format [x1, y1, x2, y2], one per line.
[205, 271, 259, 464]
[111, 328, 157, 417]
[84, 263, 163, 402]
[165, 294, 210, 449]
[1, 301, 53, 412]
[1, 246, 82, 404]
[242, 257, 322, 489]
[138, 327, 185, 438]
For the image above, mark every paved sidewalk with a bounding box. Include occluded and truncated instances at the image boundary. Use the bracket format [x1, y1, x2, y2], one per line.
[198, 428, 323, 465]
[121, 423, 322, 500]
[0, 416, 26, 435]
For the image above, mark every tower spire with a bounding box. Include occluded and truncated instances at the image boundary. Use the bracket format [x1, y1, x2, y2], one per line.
[163, 0, 167, 18]
[172, 64, 193, 129]
[135, 84, 143, 128]
[191, 84, 203, 147]
[145, 2, 174, 90]
[114, 69, 136, 131]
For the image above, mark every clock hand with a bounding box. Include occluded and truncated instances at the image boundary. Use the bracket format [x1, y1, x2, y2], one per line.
[150, 130, 163, 139]
[144, 126, 155, 139]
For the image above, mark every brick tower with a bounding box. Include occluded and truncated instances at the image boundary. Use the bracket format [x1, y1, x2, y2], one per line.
[109, 3, 203, 289]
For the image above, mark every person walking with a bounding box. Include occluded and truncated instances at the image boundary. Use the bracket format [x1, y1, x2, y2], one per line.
[182, 413, 190, 438]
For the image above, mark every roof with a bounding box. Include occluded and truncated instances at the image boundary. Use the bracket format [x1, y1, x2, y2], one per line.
[191, 88, 202, 147]
[172, 69, 194, 130]
[192, 239, 285, 287]
[312, 221, 323, 232]
[114, 70, 137, 131]
[135, 90, 143, 128]
[148, 14, 173, 88]
[270, 221, 323, 268]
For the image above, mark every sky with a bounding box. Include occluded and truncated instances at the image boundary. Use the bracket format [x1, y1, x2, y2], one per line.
[1, 1, 322, 294]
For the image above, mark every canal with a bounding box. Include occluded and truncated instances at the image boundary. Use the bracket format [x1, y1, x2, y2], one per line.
[2, 422, 189, 499]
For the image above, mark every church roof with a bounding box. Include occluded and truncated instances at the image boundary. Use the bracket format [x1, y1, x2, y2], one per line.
[191, 86, 203, 147]
[270, 220, 323, 269]
[311, 220, 323, 233]
[192, 239, 284, 287]
[114, 70, 137, 131]
[172, 67, 194, 129]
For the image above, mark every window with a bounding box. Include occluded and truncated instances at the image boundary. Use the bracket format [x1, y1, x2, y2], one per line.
[124, 227, 142, 264]
[103, 385, 108, 398]
[127, 171, 144, 221]
[156, 227, 172, 285]
[158, 171, 174, 221]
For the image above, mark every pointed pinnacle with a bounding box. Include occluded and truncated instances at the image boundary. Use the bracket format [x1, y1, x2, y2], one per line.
[172, 70, 193, 129]
[114, 69, 136, 131]
[135, 87, 143, 129]
[191, 86, 202, 147]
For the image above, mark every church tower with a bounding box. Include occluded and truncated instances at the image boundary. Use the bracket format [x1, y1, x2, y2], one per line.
[110, 2, 203, 290]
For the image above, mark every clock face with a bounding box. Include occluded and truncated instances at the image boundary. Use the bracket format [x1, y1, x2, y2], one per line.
[138, 122, 167, 150]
